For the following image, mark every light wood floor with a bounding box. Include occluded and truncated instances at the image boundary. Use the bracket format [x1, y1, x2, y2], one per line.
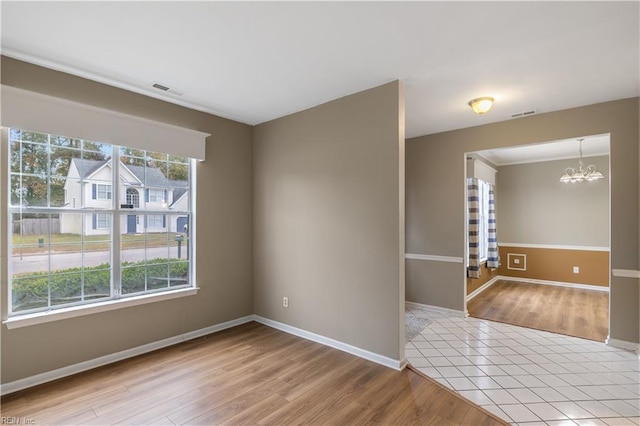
[1, 322, 506, 426]
[467, 280, 609, 342]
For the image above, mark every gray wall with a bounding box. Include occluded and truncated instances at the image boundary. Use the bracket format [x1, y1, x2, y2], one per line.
[497, 155, 610, 247]
[253, 81, 405, 361]
[406, 98, 639, 344]
[0, 57, 254, 383]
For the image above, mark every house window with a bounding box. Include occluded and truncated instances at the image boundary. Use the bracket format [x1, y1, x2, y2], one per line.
[7, 128, 194, 316]
[147, 189, 164, 203]
[147, 215, 165, 228]
[95, 184, 112, 200]
[95, 213, 111, 229]
[126, 188, 140, 208]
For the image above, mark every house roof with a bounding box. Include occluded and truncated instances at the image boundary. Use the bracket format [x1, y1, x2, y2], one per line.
[71, 158, 187, 191]
[72, 158, 107, 179]
[125, 164, 168, 188]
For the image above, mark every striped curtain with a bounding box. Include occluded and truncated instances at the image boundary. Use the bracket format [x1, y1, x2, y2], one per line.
[467, 177, 480, 279]
[487, 184, 500, 269]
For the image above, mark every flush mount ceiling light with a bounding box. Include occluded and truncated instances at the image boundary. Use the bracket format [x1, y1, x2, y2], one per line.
[560, 138, 605, 183]
[468, 97, 495, 114]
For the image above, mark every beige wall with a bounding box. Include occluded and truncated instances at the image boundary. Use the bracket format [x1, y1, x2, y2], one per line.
[0, 57, 254, 383]
[497, 156, 609, 247]
[406, 98, 639, 343]
[253, 81, 405, 361]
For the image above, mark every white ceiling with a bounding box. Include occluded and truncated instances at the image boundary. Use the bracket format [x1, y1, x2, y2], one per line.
[474, 134, 610, 166]
[1, 2, 638, 138]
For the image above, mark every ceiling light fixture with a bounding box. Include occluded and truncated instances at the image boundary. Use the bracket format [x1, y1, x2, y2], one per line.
[559, 138, 605, 183]
[468, 97, 495, 114]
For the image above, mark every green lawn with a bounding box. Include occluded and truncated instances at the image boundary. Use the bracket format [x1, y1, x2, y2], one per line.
[12, 233, 185, 254]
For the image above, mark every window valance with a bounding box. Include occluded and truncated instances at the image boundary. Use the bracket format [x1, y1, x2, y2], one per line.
[1, 85, 209, 160]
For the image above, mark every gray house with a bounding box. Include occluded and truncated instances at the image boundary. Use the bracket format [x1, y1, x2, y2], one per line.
[60, 158, 188, 235]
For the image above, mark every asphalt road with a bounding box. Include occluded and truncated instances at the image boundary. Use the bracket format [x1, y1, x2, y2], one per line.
[11, 246, 187, 275]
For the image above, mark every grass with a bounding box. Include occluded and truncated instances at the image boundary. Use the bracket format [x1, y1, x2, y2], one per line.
[12, 233, 186, 255]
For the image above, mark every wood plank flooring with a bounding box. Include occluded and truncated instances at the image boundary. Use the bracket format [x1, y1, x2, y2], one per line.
[467, 280, 609, 342]
[1, 322, 506, 425]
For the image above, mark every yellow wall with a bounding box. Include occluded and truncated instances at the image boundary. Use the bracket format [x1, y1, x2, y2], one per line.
[498, 246, 609, 287]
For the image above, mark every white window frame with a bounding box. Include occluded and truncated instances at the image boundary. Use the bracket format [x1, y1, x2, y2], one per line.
[96, 213, 111, 229]
[96, 183, 112, 200]
[148, 189, 164, 203]
[147, 215, 164, 228]
[3, 128, 198, 328]
[477, 180, 490, 263]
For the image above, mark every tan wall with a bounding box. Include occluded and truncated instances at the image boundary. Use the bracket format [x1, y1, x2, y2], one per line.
[0, 57, 254, 383]
[253, 81, 405, 361]
[498, 246, 609, 287]
[406, 98, 639, 343]
[497, 156, 610, 247]
[467, 262, 499, 296]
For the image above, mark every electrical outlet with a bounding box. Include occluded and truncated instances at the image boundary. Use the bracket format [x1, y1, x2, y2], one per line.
[283, 297, 289, 308]
[573, 266, 579, 274]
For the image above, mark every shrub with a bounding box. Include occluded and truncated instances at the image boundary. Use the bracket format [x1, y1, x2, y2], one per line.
[12, 258, 188, 312]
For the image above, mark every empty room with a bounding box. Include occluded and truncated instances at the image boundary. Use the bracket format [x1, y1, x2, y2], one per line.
[1, 2, 639, 425]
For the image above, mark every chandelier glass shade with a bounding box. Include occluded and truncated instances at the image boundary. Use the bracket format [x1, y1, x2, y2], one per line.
[559, 139, 605, 183]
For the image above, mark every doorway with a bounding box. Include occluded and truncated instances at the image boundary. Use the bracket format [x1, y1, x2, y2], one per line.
[463, 134, 611, 342]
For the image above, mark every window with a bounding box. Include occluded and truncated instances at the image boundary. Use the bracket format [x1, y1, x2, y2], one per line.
[95, 213, 111, 230]
[95, 184, 112, 200]
[7, 128, 194, 316]
[126, 188, 140, 208]
[147, 215, 165, 228]
[477, 180, 491, 261]
[147, 189, 165, 203]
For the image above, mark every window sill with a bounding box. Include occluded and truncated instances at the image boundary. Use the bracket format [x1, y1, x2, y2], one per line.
[3, 287, 199, 330]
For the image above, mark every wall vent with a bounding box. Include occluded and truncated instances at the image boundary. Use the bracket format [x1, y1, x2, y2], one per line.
[510, 109, 537, 119]
[151, 82, 185, 96]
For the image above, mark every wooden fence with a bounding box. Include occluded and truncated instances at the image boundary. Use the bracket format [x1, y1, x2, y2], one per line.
[13, 219, 60, 236]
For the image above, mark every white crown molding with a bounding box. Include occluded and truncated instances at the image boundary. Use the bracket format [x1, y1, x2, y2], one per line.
[1, 48, 249, 126]
[253, 315, 405, 371]
[405, 253, 464, 264]
[499, 243, 609, 252]
[0, 315, 255, 396]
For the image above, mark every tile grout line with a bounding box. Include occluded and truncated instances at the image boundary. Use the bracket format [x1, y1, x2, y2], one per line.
[405, 307, 640, 425]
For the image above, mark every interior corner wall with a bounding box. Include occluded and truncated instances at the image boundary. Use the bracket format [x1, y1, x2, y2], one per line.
[0, 56, 254, 383]
[253, 81, 405, 361]
[406, 98, 639, 343]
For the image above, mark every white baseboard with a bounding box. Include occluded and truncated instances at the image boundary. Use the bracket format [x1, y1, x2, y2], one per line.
[405, 301, 466, 317]
[466, 276, 500, 302]
[0, 315, 255, 396]
[498, 276, 609, 292]
[606, 336, 640, 355]
[253, 315, 405, 371]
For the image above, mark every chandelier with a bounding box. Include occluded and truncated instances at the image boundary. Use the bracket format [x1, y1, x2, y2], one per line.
[559, 139, 604, 183]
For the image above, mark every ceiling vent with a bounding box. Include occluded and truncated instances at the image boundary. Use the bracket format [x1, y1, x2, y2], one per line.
[151, 82, 185, 97]
[510, 109, 537, 119]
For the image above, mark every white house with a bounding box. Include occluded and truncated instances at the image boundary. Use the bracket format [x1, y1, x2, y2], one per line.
[60, 158, 188, 235]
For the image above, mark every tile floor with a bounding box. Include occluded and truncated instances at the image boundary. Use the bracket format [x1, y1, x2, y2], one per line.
[405, 305, 640, 426]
